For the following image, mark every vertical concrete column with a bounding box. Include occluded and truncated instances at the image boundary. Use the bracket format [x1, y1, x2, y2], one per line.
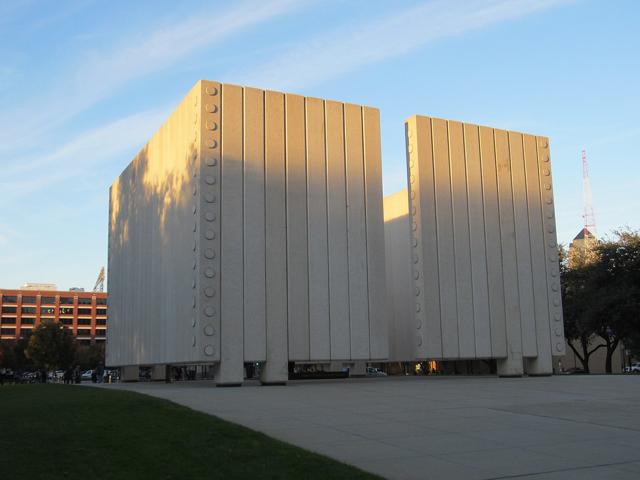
[261, 90, 288, 385]
[495, 129, 524, 377]
[121, 366, 138, 382]
[523, 134, 553, 376]
[215, 83, 245, 386]
[199, 81, 222, 373]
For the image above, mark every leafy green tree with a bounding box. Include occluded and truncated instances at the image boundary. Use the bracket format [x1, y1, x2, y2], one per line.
[0, 336, 33, 372]
[589, 230, 640, 372]
[561, 248, 602, 373]
[26, 321, 77, 372]
[562, 229, 640, 373]
[76, 342, 105, 370]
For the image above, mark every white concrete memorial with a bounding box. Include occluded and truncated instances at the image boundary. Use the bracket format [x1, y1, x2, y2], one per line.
[107, 81, 388, 385]
[385, 115, 565, 376]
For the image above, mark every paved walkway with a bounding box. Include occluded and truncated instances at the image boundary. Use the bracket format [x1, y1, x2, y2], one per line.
[100, 375, 640, 479]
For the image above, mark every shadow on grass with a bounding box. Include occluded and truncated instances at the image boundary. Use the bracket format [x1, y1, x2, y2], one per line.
[0, 384, 380, 480]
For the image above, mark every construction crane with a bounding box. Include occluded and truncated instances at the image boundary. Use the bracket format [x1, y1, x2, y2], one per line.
[581, 149, 597, 242]
[93, 267, 105, 292]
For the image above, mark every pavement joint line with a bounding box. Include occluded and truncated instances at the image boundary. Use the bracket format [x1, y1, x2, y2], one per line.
[488, 406, 640, 433]
[481, 459, 640, 479]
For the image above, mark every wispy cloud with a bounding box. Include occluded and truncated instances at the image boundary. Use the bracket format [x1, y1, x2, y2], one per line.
[241, 0, 574, 91]
[0, 106, 169, 197]
[0, 0, 302, 153]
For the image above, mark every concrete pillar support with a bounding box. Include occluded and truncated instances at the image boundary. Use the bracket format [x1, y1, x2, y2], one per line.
[497, 357, 524, 377]
[214, 362, 243, 387]
[525, 356, 553, 376]
[260, 360, 288, 385]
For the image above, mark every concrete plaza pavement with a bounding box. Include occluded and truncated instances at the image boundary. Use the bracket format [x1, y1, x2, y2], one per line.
[101, 375, 640, 479]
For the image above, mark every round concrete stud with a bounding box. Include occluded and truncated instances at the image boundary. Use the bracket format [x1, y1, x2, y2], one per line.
[193, 222, 197, 233]
[192, 336, 196, 347]
[555, 343, 563, 353]
[205, 268, 215, 278]
[192, 259, 197, 270]
[412, 238, 418, 247]
[207, 139, 218, 149]
[416, 318, 422, 329]
[192, 279, 197, 289]
[205, 211, 216, 222]
[206, 86, 218, 95]
[205, 176, 216, 185]
[412, 222, 417, 231]
[417, 334, 423, 347]
[204, 344, 215, 356]
[408, 144, 413, 153]
[546, 211, 554, 219]
[416, 303, 421, 313]
[192, 205, 197, 214]
[551, 283, 559, 292]
[205, 156, 218, 166]
[204, 324, 215, 336]
[410, 175, 415, 184]
[206, 121, 218, 131]
[191, 317, 196, 327]
[192, 295, 197, 308]
[205, 193, 216, 203]
[192, 185, 197, 196]
[544, 184, 551, 190]
[543, 168, 550, 176]
[192, 240, 197, 252]
[547, 225, 555, 233]
[555, 327, 562, 336]
[204, 248, 215, 259]
[205, 104, 218, 113]
[412, 207, 417, 216]
[413, 254, 419, 264]
[546, 197, 553, 205]
[205, 306, 215, 317]
[414, 270, 420, 280]
[553, 298, 561, 307]
[411, 190, 416, 199]
[554, 313, 562, 322]
[415, 287, 420, 296]
[205, 230, 215, 240]
[204, 287, 215, 297]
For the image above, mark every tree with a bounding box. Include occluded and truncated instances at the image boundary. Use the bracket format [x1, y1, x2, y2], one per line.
[589, 230, 640, 372]
[26, 321, 77, 372]
[0, 336, 33, 372]
[561, 249, 603, 373]
[76, 342, 105, 370]
[562, 229, 640, 373]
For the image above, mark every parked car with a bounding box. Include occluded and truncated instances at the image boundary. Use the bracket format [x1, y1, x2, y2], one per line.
[81, 370, 93, 381]
[366, 367, 387, 377]
[562, 367, 587, 375]
[624, 363, 640, 373]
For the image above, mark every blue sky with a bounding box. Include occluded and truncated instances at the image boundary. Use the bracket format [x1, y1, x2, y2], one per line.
[0, 0, 638, 290]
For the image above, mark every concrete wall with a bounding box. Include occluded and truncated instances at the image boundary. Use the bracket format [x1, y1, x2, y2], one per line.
[107, 81, 388, 384]
[402, 115, 565, 376]
[383, 190, 414, 362]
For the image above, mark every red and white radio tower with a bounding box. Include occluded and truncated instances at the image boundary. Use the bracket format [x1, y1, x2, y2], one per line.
[581, 149, 597, 238]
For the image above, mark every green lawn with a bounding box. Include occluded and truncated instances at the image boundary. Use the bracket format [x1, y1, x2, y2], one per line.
[0, 384, 379, 480]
